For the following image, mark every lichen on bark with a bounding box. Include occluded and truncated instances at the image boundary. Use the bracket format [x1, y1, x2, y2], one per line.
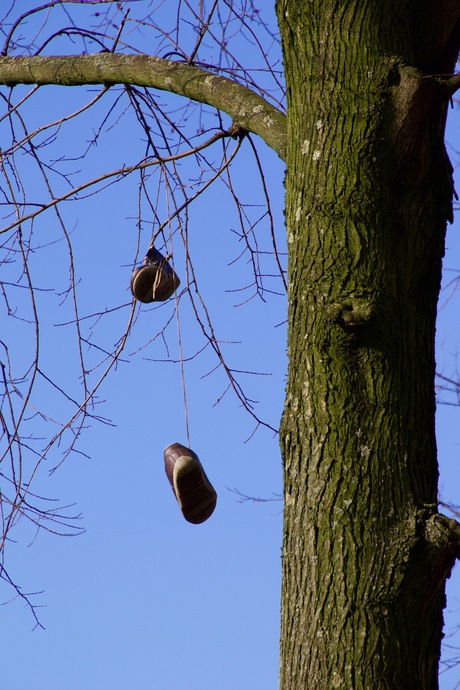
[277, 1, 460, 688]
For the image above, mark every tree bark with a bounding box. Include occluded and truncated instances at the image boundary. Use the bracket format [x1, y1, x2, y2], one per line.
[276, 1, 460, 688]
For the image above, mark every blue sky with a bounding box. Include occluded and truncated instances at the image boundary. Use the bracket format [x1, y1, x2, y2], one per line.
[436, 108, 460, 688]
[0, 3, 460, 689]
[0, 90, 285, 687]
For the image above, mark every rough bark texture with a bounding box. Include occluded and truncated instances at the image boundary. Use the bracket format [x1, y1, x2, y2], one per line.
[0, 54, 286, 159]
[276, 1, 460, 688]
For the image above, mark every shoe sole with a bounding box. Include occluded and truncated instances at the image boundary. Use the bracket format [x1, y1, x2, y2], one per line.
[164, 444, 217, 524]
[131, 264, 180, 303]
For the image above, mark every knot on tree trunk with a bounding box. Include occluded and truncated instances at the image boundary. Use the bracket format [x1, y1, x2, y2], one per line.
[423, 513, 460, 592]
[334, 299, 378, 330]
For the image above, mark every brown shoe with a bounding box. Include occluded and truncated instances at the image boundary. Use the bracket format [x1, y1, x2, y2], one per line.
[164, 443, 217, 524]
[130, 248, 180, 303]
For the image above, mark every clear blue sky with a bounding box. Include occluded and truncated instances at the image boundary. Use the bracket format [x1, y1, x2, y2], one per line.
[0, 4, 459, 690]
[436, 109, 460, 690]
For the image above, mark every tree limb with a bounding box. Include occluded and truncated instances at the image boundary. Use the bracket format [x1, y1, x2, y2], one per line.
[441, 72, 460, 95]
[0, 53, 287, 160]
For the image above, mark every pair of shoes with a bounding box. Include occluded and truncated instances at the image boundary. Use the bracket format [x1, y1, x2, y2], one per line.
[131, 247, 180, 303]
[164, 443, 217, 524]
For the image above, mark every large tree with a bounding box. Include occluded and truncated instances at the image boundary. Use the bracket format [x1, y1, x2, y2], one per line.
[1, 2, 460, 688]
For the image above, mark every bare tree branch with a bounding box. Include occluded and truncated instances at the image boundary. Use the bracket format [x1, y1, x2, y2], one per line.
[0, 0, 287, 618]
[0, 54, 287, 159]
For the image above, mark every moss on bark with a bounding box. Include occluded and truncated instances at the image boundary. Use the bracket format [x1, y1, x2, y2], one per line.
[277, 1, 460, 687]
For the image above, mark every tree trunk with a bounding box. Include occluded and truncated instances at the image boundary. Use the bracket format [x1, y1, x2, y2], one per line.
[276, 1, 460, 688]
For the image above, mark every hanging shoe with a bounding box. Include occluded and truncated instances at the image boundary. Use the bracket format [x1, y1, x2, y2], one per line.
[130, 247, 180, 303]
[164, 442, 217, 524]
